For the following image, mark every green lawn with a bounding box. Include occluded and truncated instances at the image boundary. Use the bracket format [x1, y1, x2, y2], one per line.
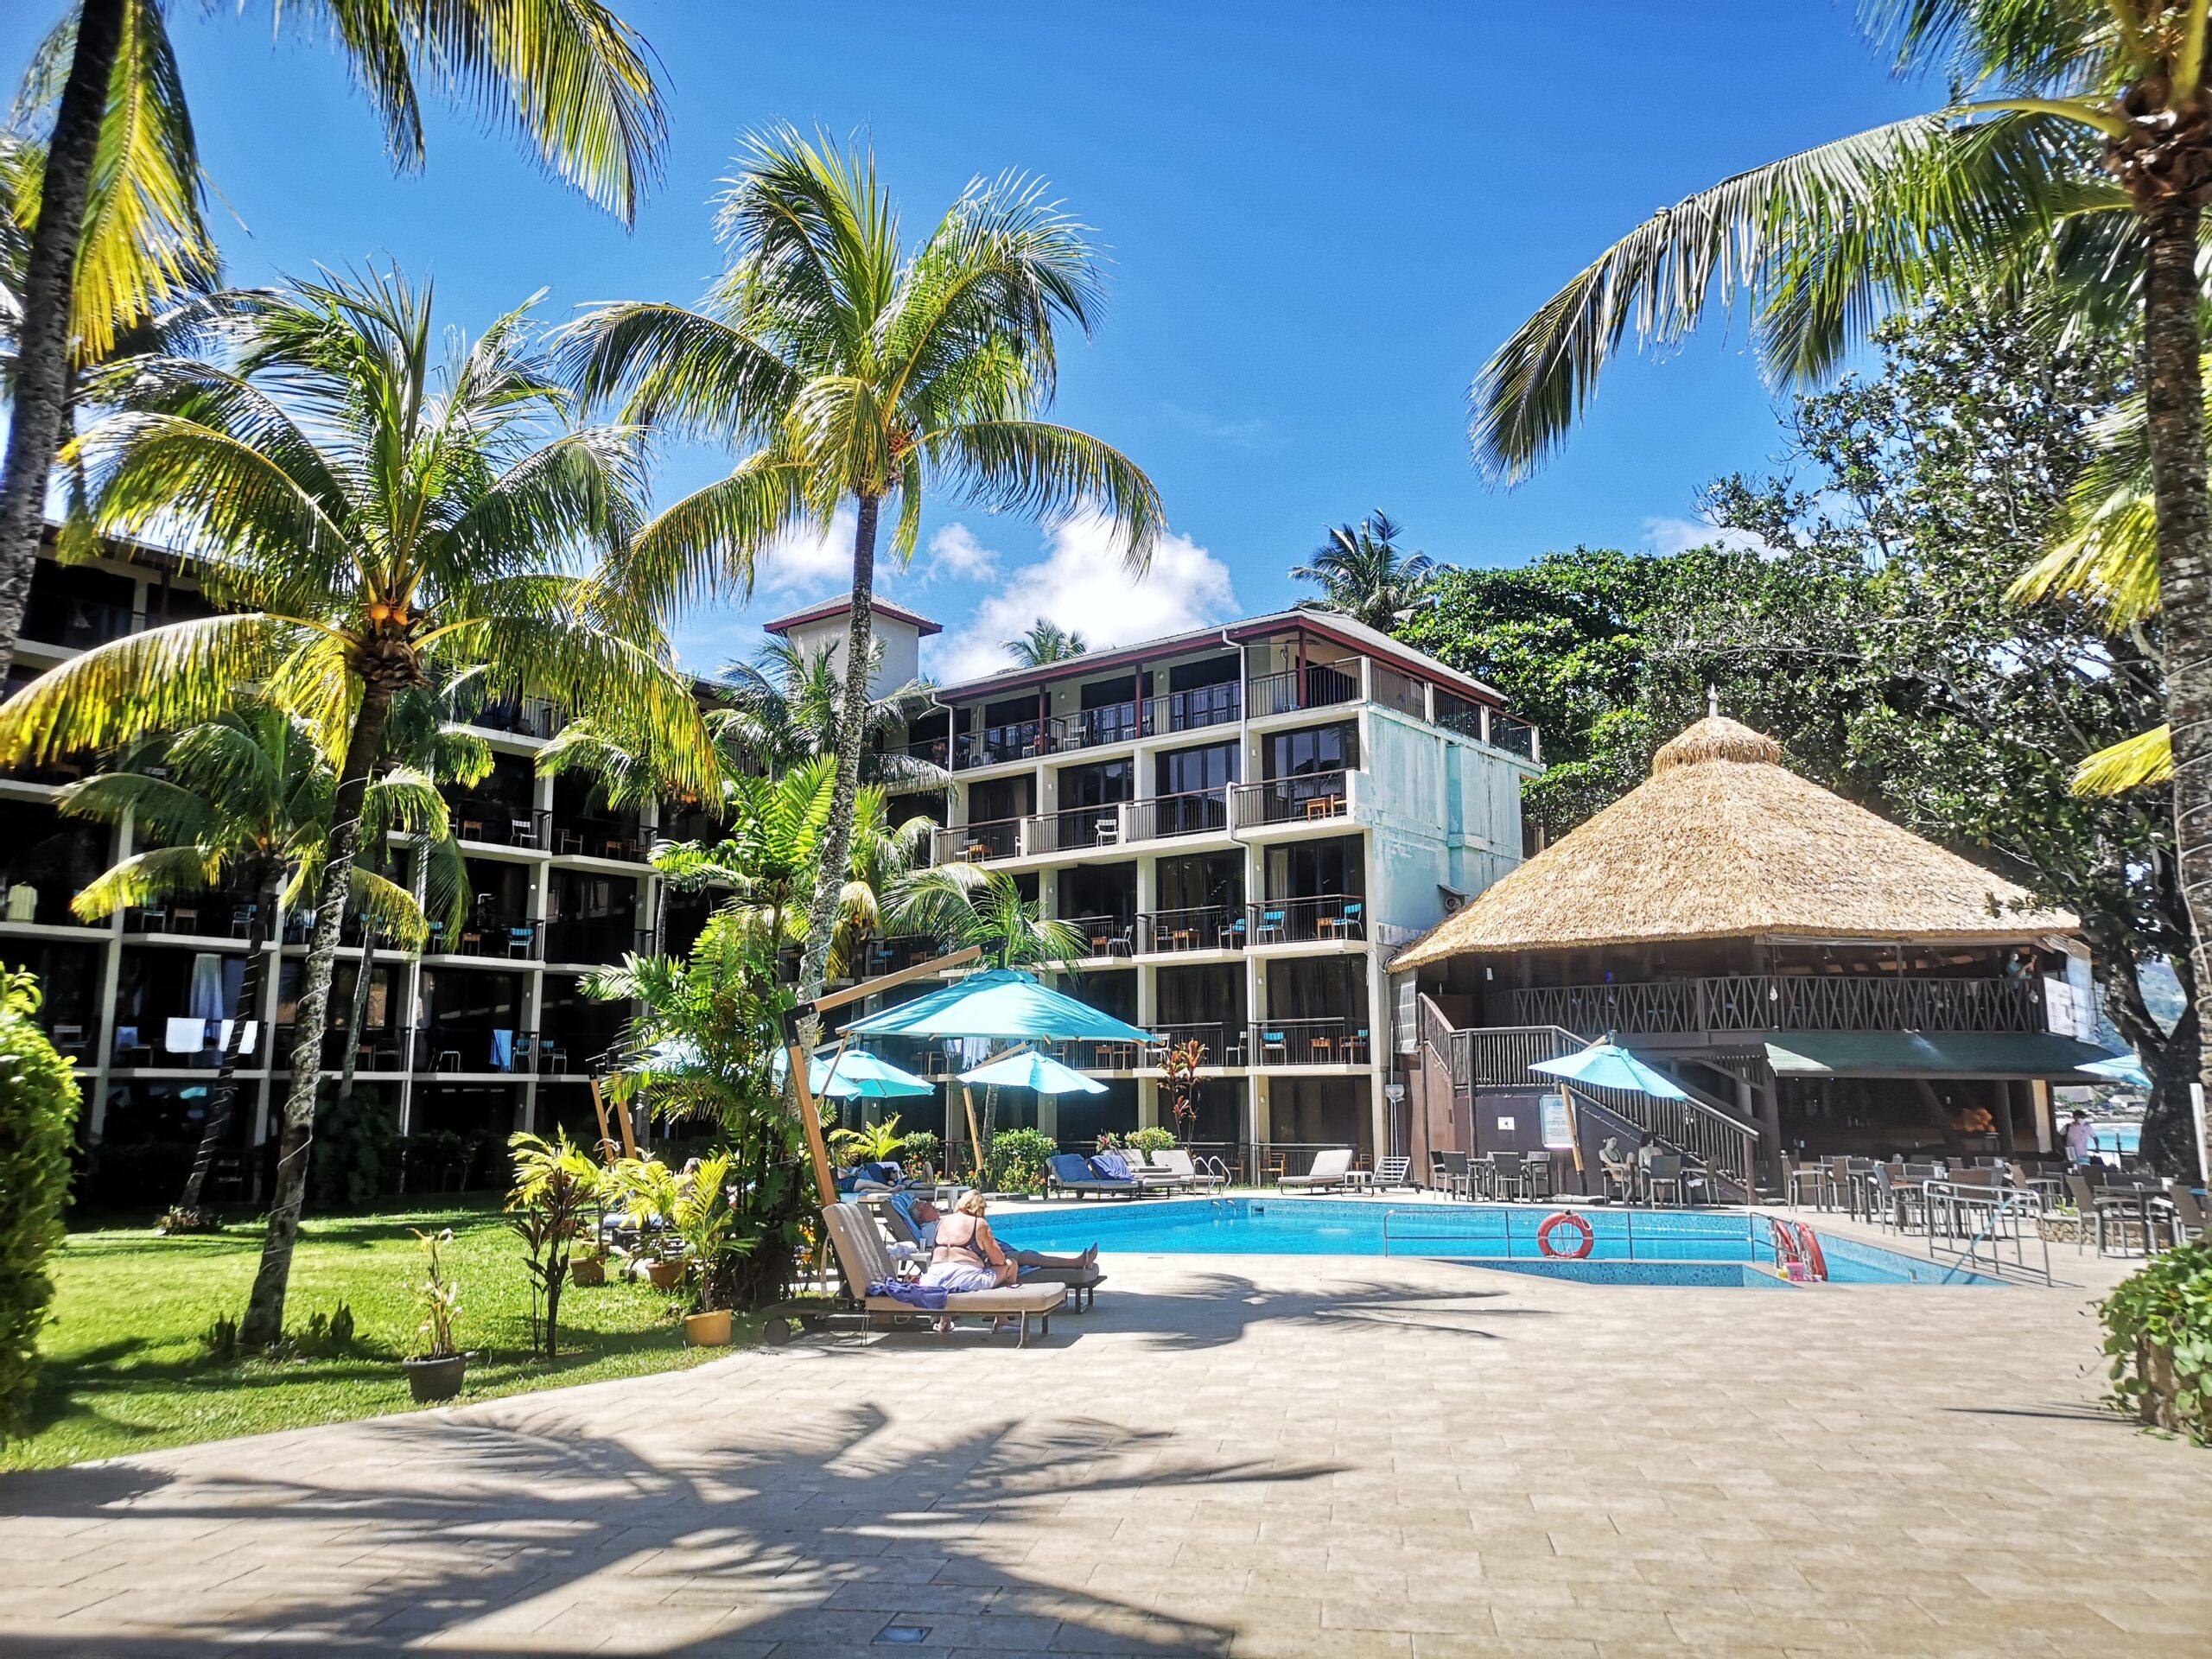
[6, 1197, 745, 1474]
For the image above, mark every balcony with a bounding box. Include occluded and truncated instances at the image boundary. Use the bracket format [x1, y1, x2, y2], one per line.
[1025, 805, 1127, 857]
[451, 805, 551, 851]
[459, 696, 563, 740]
[1139, 905, 1244, 953]
[22, 594, 133, 652]
[1230, 771, 1351, 829]
[1245, 663, 1360, 720]
[1250, 893, 1366, 945]
[1047, 703, 1144, 753]
[1128, 787, 1229, 842]
[934, 817, 1022, 864]
[111, 1016, 266, 1068]
[1490, 974, 2047, 1039]
[125, 897, 266, 939]
[543, 919, 652, 963]
[1248, 1017, 1372, 1067]
[1153, 1020, 1246, 1065]
[425, 917, 543, 960]
[551, 817, 648, 861]
[956, 721, 1043, 769]
[1061, 912, 1136, 958]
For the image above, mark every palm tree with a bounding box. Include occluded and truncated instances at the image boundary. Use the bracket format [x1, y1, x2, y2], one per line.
[1291, 512, 1437, 631]
[0, 267, 709, 1345]
[0, 0, 669, 682]
[1004, 618, 1088, 665]
[557, 125, 1163, 1005]
[58, 700, 448, 1219]
[718, 637, 938, 785]
[887, 864, 1088, 970]
[1470, 3, 2212, 1113]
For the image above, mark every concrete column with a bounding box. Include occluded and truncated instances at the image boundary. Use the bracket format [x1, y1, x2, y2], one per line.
[1756, 1073, 1784, 1194]
[1994, 1078, 2018, 1155]
[2031, 1078, 2055, 1154]
[86, 814, 130, 1141]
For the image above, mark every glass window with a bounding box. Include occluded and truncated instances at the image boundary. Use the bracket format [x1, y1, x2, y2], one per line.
[1264, 722, 1358, 780]
[1155, 741, 1238, 796]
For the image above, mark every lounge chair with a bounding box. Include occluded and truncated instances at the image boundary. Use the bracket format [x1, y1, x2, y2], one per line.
[1153, 1147, 1227, 1192]
[1096, 1147, 1184, 1192]
[820, 1203, 1065, 1347]
[877, 1196, 1107, 1312]
[1277, 1147, 1355, 1192]
[1048, 1152, 1142, 1200]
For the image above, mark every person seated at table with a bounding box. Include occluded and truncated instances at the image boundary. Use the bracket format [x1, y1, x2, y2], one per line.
[1599, 1137, 1637, 1202]
[921, 1192, 1098, 1313]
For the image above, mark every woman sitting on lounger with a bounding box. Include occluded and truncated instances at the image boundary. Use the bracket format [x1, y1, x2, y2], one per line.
[922, 1192, 1096, 1292]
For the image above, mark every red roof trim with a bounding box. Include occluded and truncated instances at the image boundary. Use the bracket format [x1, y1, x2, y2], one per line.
[763, 595, 944, 638]
[1224, 615, 1495, 702]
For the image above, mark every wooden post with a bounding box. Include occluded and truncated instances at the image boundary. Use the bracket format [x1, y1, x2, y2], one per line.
[787, 1039, 841, 1208]
[587, 1076, 635, 1161]
[963, 1084, 984, 1179]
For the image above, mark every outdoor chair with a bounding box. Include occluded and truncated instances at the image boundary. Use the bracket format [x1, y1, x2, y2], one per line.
[1100, 1148, 1183, 1192]
[1277, 1147, 1356, 1191]
[2067, 1172, 2169, 1256]
[1427, 1151, 1451, 1192]
[1259, 1029, 1288, 1065]
[1046, 1153, 1141, 1200]
[1368, 1155, 1414, 1192]
[1784, 1154, 1825, 1209]
[1525, 1151, 1554, 1201]
[2164, 1181, 2208, 1247]
[1490, 1151, 1527, 1202]
[877, 1197, 1106, 1311]
[1599, 1143, 1637, 1204]
[1216, 915, 1247, 950]
[1255, 909, 1287, 945]
[1440, 1149, 1471, 1199]
[820, 1203, 1065, 1347]
[1644, 1154, 1687, 1206]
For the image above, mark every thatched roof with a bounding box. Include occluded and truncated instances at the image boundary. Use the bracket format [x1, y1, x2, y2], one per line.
[1389, 716, 2077, 971]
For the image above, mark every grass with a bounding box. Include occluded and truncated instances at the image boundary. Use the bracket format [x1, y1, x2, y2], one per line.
[4, 1195, 748, 1475]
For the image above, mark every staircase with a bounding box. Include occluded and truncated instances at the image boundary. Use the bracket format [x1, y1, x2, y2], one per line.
[1441, 1019, 1764, 1204]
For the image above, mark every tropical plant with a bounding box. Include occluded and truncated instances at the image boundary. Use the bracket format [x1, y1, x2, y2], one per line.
[898, 1128, 940, 1179]
[717, 636, 939, 785]
[0, 267, 711, 1346]
[1468, 2, 2212, 1125]
[1291, 512, 1437, 630]
[0, 969, 79, 1442]
[504, 1130, 602, 1363]
[408, 1227, 461, 1361]
[1158, 1041, 1207, 1129]
[57, 699, 449, 1220]
[1128, 1124, 1176, 1154]
[827, 1114, 906, 1166]
[985, 1127, 1057, 1197]
[666, 1150, 754, 1314]
[0, 0, 669, 680]
[1004, 618, 1087, 665]
[308, 1086, 396, 1210]
[887, 865, 1089, 969]
[586, 911, 810, 1307]
[2100, 1236, 2212, 1444]
[558, 124, 1163, 1003]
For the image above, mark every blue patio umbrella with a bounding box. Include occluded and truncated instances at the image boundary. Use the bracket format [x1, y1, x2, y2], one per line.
[2078, 1051, 2152, 1089]
[773, 1046, 938, 1100]
[840, 968, 1154, 1043]
[959, 1048, 1108, 1096]
[1530, 1040, 1689, 1101]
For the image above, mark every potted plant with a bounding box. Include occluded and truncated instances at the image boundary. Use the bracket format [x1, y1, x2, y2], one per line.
[402, 1227, 467, 1402]
[669, 1150, 753, 1345]
[505, 1130, 601, 1361]
[608, 1154, 690, 1287]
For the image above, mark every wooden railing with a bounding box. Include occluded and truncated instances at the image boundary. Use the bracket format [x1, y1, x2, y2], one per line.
[1493, 974, 2045, 1037]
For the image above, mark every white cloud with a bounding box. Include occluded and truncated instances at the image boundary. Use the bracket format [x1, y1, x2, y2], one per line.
[1641, 514, 1780, 560]
[925, 522, 999, 582]
[753, 506, 857, 596]
[931, 512, 1239, 682]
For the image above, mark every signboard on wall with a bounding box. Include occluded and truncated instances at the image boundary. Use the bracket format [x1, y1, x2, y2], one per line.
[1539, 1092, 1574, 1148]
[2042, 976, 2090, 1041]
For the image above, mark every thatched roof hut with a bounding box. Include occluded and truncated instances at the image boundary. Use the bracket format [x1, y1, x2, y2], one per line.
[1389, 716, 2076, 972]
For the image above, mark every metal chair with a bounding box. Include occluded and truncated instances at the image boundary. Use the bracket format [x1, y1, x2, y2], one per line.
[1490, 1151, 1527, 1202]
[1259, 1029, 1287, 1065]
[1255, 908, 1287, 945]
[1525, 1151, 1554, 1200]
[1644, 1154, 1686, 1206]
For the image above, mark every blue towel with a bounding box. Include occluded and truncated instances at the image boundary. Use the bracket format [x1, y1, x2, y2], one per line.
[1090, 1150, 1135, 1181]
[867, 1278, 947, 1309]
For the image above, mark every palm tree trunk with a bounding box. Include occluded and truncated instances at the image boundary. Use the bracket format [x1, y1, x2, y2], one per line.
[174, 861, 276, 1217]
[338, 926, 378, 1098]
[797, 493, 880, 1004]
[0, 0, 125, 681]
[241, 682, 398, 1347]
[2143, 200, 2212, 1178]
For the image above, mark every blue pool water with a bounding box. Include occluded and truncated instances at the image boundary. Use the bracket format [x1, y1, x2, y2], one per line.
[990, 1198, 2002, 1287]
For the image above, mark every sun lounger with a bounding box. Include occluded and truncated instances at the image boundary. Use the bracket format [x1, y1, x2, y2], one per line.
[1048, 1152, 1143, 1199]
[878, 1192, 1107, 1311]
[1277, 1147, 1355, 1191]
[1152, 1147, 1227, 1192]
[822, 1204, 1065, 1346]
[1094, 1147, 1182, 1192]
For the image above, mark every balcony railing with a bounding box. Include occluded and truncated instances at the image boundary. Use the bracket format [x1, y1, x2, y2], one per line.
[542, 919, 651, 963]
[856, 933, 944, 977]
[934, 817, 1023, 864]
[1060, 912, 1136, 958]
[1152, 1020, 1246, 1065]
[1128, 787, 1228, 842]
[1245, 663, 1360, 718]
[1491, 974, 2047, 1038]
[460, 696, 563, 740]
[111, 1017, 266, 1067]
[1488, 712, 1538, 760]
[1231, 770, 1351, 828]
[425, 917, 543, 959]
[1047, 703, 1143, 752]
[124, 897, 265, 939]
[551, 817, 648, 861]
[1145, 683, 1240, 735]
[955, 721, 1042, 769]
[448, 805, 550, 850]
[1029, 804, 1127, 855]
[1250, 893, 1366, 944]
[411, 1026, 574, 1073]
[1139, 904, 1245, 953]
[1248, 1017, 1372, 1067]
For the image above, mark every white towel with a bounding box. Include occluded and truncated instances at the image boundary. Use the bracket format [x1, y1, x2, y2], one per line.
[215, 1020, 259, 1054]
[164, 1017, 207, 1055]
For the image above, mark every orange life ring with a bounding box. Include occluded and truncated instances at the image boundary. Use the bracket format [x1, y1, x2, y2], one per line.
[1535, 1210, 1594, 1260]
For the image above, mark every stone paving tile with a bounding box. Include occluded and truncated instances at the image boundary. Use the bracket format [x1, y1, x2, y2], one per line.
[0, 1243, 2203, 1658]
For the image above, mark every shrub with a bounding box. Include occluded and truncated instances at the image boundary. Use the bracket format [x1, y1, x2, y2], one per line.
[1128, 1126, 1176, 1154]
[0, 970, 83, 1440]
[988, 1128, 1058, 1196]
[2101, 1237, 2212, 1446]
[900, 1129, 941, 1177]
[310, 1088, 397, 1209]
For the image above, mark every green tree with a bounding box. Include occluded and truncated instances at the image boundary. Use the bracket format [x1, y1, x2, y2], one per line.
[1469, 1, 2212, 1135]
[887, 864, 1088, 970]
[58, 699, 451, 1219]
[0, 969, 79, 1443]
[716, 636, 938, 785]
[559, 125, 1163, 1004]
[0, 268, 710, 1346]
[1004, 618, 1087, 665]
[1292, 510, 1437, 631]
[0, 0, 668, 681]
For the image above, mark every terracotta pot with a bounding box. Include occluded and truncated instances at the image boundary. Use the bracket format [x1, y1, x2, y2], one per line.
[683, 1309, 732, 1347]
[569, 1256, 606, 1287]
[646, 1258, 685, 1290]
[403, 1354, 467, 1403]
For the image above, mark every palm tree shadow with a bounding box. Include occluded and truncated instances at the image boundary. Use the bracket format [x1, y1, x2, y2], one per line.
[0, 1395, 1332, 1656]
[1077, 1263, 1561, 1350]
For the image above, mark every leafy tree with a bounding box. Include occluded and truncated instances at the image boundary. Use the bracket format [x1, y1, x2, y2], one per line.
[716, 636, 938, 786]
[58, 699, 448, 1220]
[887, 864, 1088, 970]
[0, 0, 668, 681]
[1004, 619, 1087, 665]
[1292, 510, 1437, 630]
[504, 1130, 602, 1362]
[1469, 1, 2212, 1151]
[558, 125, 1162, 1004]
[0, 969, 79, 1443]
[0, 268, 710, 1346]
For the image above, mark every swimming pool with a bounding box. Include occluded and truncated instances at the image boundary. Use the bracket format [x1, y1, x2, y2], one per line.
[990, 1198, 2002, 1287]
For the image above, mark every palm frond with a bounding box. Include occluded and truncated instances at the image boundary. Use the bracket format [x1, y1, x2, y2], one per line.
[69, 843, 221, 920]
[2071, 722, 2171, 794]
[926, 419, 1163, 573]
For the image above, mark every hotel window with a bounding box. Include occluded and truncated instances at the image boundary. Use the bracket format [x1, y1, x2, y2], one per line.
[1263, 721, 1358, 779]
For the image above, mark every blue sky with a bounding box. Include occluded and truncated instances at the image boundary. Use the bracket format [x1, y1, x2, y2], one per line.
[3, 1, 1930, 678]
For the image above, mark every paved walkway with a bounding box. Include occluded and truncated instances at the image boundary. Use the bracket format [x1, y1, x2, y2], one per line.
[1, 1231, 2205, 1657]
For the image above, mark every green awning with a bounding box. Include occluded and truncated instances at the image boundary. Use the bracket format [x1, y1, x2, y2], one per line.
[1763, 1030, 2119, 1081]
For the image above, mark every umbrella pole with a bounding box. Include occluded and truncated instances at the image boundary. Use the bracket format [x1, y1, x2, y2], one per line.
[962, 1084, 984, 1179]
[787, 1039, 840, 1209]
